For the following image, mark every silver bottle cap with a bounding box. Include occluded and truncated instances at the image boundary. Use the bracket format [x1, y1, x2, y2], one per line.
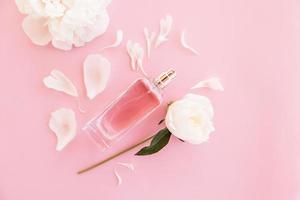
[154, 69, 176, 89]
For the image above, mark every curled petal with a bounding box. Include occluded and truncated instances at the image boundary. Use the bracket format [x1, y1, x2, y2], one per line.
[22, 16, 52, 46]
[155, 14, 173, 48]
[43, 69, 78, 97]
[100, 29, 124, 51]
[191, 77, 224, 91]
[49, 108, 77, 151]
[126, 41, 145, 75]
[114, 162, 135, 186]
[126, 40, 136, 70]
[180, 29, 199, 55]
[117, 162, 135, 171]
[144, 28, 156, 59]
[84, 54, 111, 99]
[114, 168, 122, 186]
[136, 46, 144, 69]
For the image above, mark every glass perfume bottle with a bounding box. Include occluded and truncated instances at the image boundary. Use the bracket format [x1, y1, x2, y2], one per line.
[83, 69, 176, 149]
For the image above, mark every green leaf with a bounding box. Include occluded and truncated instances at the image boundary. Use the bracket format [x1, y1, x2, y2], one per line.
[135, 128, 171, 156]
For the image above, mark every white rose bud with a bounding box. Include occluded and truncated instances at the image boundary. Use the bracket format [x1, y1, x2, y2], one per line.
[165, 94, 215, 144]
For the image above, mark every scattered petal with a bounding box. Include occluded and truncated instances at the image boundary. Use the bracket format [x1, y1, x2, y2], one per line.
[49, 108, 77, 151]
[126, 41, 147, 76]
[117, 162, 135, 171]
[22, 16, 52, 46]
[180, 29, 199, 55]
[155, 14, 173, 48]
[144, 28, 156, 59]
[100, 29, 124, 51]
[136, 47, 144, 72]
[126, 40, 136, 70]
[83, 54, 111, 99]
[114, 168, 122, 186]
[191, 77, 224, 91]
[114, 163, 134, 186]
[43, 69, 78, 97]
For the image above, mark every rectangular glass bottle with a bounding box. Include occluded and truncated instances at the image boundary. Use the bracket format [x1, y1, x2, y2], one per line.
[83, 69, 176, 149]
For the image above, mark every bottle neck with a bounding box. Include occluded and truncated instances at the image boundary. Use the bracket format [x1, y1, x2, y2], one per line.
[153, 69, 176, 89]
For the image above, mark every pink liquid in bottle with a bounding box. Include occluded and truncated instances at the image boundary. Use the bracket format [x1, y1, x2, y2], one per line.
[101, 79, 161, 135]
[83, 69, 176, 149]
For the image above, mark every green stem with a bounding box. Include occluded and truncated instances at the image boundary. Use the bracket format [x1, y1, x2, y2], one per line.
[77, 135, 155, 175]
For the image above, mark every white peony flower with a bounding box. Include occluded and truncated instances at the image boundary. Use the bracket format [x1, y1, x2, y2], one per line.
[15, 0, 111, 50]
[165, 94, 215, 144]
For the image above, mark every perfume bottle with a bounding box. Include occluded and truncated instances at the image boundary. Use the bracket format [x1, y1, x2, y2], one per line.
[83, 69, 176, 149]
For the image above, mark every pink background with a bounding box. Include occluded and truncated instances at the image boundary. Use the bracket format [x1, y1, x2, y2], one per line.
[0, 0, 299, 199]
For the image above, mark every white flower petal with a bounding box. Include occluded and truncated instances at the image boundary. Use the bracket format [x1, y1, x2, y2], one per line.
[44, 1, 66, 18]
[184, 94, 214, 119]
[126, 41, 145, 75]
[83, 54, 111, 99]
[100, 29, 123, 51]
[49, 108, 77, 151]
[48, 18, 74, 42]
[136, 46, 144, 69]
[155, 14, 173, 48]
[102, 0, 112, 8]
[186, 121, 215, 144]
[136, 48, 147, 77]
[73, 35, 85, 47]
[126, 40, 136, 70]
[75, 10, 110, 43]
[22, 16, 52, 46]
[114, 162, 134, 186]
[62, 0, 76, 8]
[117, 162, 135, 171]
[180, 29, 199, 55]
[52, 39, 73, 51]
[15, 0, 31, 14]
[89, 10, 110, 40]
[28, 0, 44, 16]
[191, 77, 224, 91]
[114, 168, 122, 186]
[43, 69, 78, 97]
[144, 28, 156, 59]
